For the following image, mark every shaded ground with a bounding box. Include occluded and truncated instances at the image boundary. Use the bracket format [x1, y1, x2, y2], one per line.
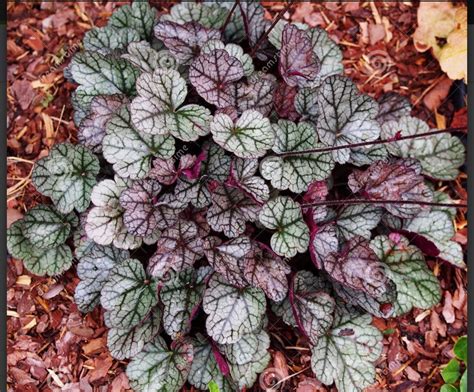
[7, 2, 467, 391]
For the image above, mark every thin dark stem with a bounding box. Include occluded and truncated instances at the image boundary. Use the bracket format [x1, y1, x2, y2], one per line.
[302, 198, 467, 209]
[220, 0, 239, 34]
[275, 127, 467, 157]
[250, 0, 294, 57]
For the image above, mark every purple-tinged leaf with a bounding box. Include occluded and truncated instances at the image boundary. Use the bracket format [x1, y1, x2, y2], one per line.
[310, 223, 339, 269]
[148, 219, 204, 280]
[287, 271, 335, 344]
[207, 184, 260, 238]
[149, 154, 198, 185]
[202, 40, 254, 77]
[376, 92, 412, 124]
[228, 74, 277, 116]
[323, 236, 392, 299]
[162, 2, 228, 29]
[348, 159, 433, 218]
[203, 236, 251, 287]
[78, 95, 128, 153]
[190, 49, 244, 108]
[273, 81, 300, 121]
[279, 24, 320, 88]
[119, 179, 162, 238]
[154, 21, 221, 65]
[243, 242, 290, 302]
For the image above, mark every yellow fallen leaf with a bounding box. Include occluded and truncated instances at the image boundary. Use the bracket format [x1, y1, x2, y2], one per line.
[22, 317, 37, 331]
[7, 310, 20, 318]
[16, 275, 31, 286]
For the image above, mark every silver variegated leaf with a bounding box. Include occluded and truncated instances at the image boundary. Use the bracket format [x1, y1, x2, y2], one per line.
[311, 304, 383, 392]
[243, 242, 290, 302]
[316, 75, 380, 163]
[85, 179, 142, 249]
[83, 26, 140, 54]
[260, 120, 334, 193]
[131, 68, 211, 141]
[122, 41, 178, 73]
[259, 197, 310, 258]
[126, 336, 193, 392]
[32, 143, 100, 214]
[203, 274, 266, 344]
[162, 2, 228, 29]
[21, 205, 74, 249]
[148, 220, 204, 280]
[69, 51, 139, 99]
[349, 144, 388, 167]
[381, 116, 465, 180]
[78, 94, 128, 153]
[107, 308, 161, 360]
[307, 27, 344, 82]
[207, 185, 260, 238]
[310, 223, 339, 269]
[103, 106, 175, 179]
[230, 158, 269, 203]
[160, 267, 211, 339]
[188, 335, 234, 392]
[232, 74, 276, 116]
[7, 220, 73, 276]
[295, 87, 319, 120]
[190, 49, 244, 108]
[211, 110, 274, 158]
[203, 236, 251, 287]
[155, 21, 221, 65]
[74, 244, 130, 312]
[109, 1, 156, 40]
[101, 258, 159, 329]
[336, 204, 383, 240]
[370, 234, 441, 315]
[225, 329, 271, 390]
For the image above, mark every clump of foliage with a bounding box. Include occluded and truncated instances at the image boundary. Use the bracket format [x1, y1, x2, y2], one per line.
[7, 2, 466, 392]
[441, 336, 467, 392]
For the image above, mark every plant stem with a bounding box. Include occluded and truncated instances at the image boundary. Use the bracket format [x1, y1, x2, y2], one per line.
[274, 127, 467, 157]
[220, 0, 239, 34]
[302, 198, 467, 209]
[250, 0, 294, 57]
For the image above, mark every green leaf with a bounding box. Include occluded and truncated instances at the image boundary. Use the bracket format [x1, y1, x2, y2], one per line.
[316, 75, 380, 164]
[454, 336, 467, 363]
[210, 110, 274, 158]
[85, 179, 143, 250]
[32, 143, 100, 214]
[69, 51, 139, 98]
[441, 384, 459, 392]
[21, 205, 74, 249]
[460, 370, 467, 392]
[311, 304, 383, 392]
[441, 359, 461, 384]
[109, 1, 156, 40]
[74, 244, 130, 312]
[203, 274, 266, 344]
[126, 336, 193, 392]
[259, 197, 309, 257]
[101, 259, 158, 329]
[381, 116, 465, 180]
[131, 68, 211, 141]
[107, 307, 161, 360]
[103, 106, 175, 179]
[160, 267, 211, 339]
[370, 234, 441, 315]
[260, 120, 334, 193]
[7, 220, 73, 276]
[208, 380, 220, 392]
[84, 26, 140, 54]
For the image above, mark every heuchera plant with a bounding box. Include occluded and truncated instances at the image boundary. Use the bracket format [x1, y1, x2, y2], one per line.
[7, 2, 467, 392]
